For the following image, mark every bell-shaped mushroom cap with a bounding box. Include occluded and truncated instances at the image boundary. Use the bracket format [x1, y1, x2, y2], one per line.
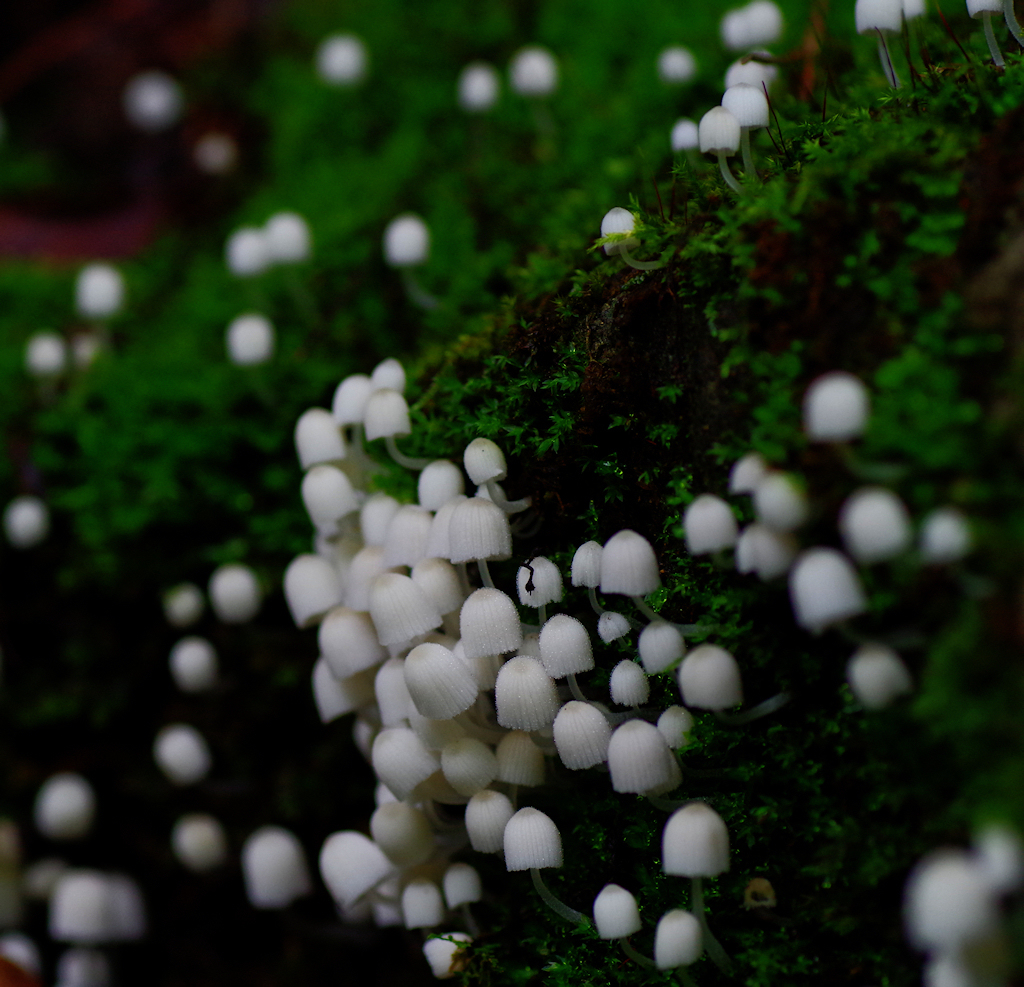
[699, 106, 741, 156]
[458, 61, 500, 112]
[460, 588, 523, 658]
[412, 558, 465, 616]
[49, 871, 111, 943]
[443, 863, 482, 909]
[600, 530, 661, 596]
[301, 465, 359, 533]
[405, 643, 479, 720]
[721, 83, 769, 129]
[371, 357, 406, 393]
[553, 701, 611, 769]
[597, 611, 631, 643]
[422, 932, 472, 979]
[425, 494, 467, 560]
[163, 583, 204, 628]
[608, 720, 680, 795]
[319, 831, 393, 909]
[344, 546, 390, 612]
[735, 523, 797, 580]
[316, 33, 368, 85]
[753, 473, 808, 532]
[903, 849, 999, 952]
[0, 932, 40, 977]
[225, 313, 274, 366]
[371, 727, 440, 800]
[503, 808, 563, 871]
[846, 643, 912, 710]
[658, 46, 697, 83]
[610, 661, 650, 707]
[803, 371, 870, 441]
[104, 874, 146, 941]
[123, 70, 183, 133]
[539, 614, 594, 678]
[839, 487, 912, 564]
[374, 658, 415, 727]
[241, 826, 313, 909]
[571, 541, 603, 587]
[671, 117, 700, 152]
[465, 790, 515, 853]
[509, 45, 559, 97]
[662, 802, 730, 877]
[383, 214, 429, 268]
[368, 572, 442, 646]
[658, 706, 695, 749]
[361, 494, 401, 547]
[264, 211, 311, 264]
[677, 645, 743, 710]
[919, 507, 972, 563]
[34, 774, 96, 841]
[55, 948, 110, 987]
[593, 884, 642, 940]
[463, 438, 508, 485]
[973, 824, 1024, 895]
[294, 408, 346, 469]
[638, 621, 684, 674]
[495, 656, 560, 731]
[419, 460, 466, 511]
[600, 208, 640, 256]
[654, 909, 703, 969]
[319, 607, 386, 679]
[383, 505, 434, 568]
[312, 660, 375, 723]
[495, 731, 545, 786]
[283, 554, 344, 629]
[169, 636, 218, 693]
[331, 374, 374, 426]
[370, 803, 434, 868]
[402, 879, 445, 930]
[363, 389, 411, 442]
[208, 563, 262, 624]
[729, 452, 769, 494]
[789, 547, 868, 632]
[25, 332, 67, 379]
[684, 495, 739, 554]
[153, 724, 212, 786]
[516, 557, 564, 607]
[75, 263, 125, 319]
[448, 497, 512, 563]
[4, 496, 49, 549]
[441, 738, 498, 796]
[171, 814, 228, 872]
[855, 0, 904, 32]
[967, 0, 1002, 13]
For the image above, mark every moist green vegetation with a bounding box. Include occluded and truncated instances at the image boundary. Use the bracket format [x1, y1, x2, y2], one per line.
[1, 0, 1023, 984]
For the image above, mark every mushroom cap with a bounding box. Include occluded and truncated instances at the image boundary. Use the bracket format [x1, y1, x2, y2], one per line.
[838, 487, 912, 564]
[788, 547, 867, 633]
[494, 656, 560, 731]
[404, 642, 479, 720]
[722, 83, 770, 129]
[699, 106, 741, 156]
[264, 211, 311, 264]
[363, 388, 412, 441]
[226, 313, 274, 366]
[638, 621, 685, 674]
[654, 909, 703, 969]
[463, 438, 508, 484]
[753, 472, 808, 532]
[75, 263, 125, 319]
[919, 507, 972, 563]
[458, 61, 500, 112]
[153, 724, 212, 786]
[316, 33, 368, 85]
[418, 460, 465, 511]
[34, 774, 95, 841]
[24, 333, 67, 378]
[383, 213, 429, 268]
[332, 374, 374, 425]
[516, 556, 564, 607]
[609, 661, 650, 707]
[684, 494, 739, 554]
[460, 587, 522, 658]
[608, 720, 680, 794]
[803, 371, 870, 441]
[503, 808, 562, 871]
[225, 226, 269, 277]
[846, 644, 912, 709]
[735, 523, 797, 580]
[677, 645, 743, 709]
[509, 46, 558, 97]
[671, 118, 700, 152]
[724, 52, 778, 90]
[209, 563, 262, 624]
[448, 497, 512, 563]
[552, 701, 611, 769]
[283, 554, 344, 628]
[368, 572, 442, 646]
[123, 70, 183, 132]
[593, 884, 642, 939]
[319, 831, 393, 909]
[539, 614, 594, 678]
[3, 496, 49, 549]
[658, 46, 697, 83]
[169, 637, 218, 693]
[465, 790, 515, 853]
[855, 0, 903, 32]
[600, 208, 640, 256]
[422, 932, 472, 979]
[662, 802, 730, 877]
[171, 814, 228, 873]
[600, 529, 661, 596]
[570, 541, 603, 587]
[242, 827, 312, 910]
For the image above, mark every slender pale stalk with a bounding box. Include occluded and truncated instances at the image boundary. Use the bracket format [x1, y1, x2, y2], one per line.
[713, 691, 791, 726]
[477, 558, 496, 589]
[619, 246, 664, 271]
[587, 586, 605, 617]
[983, 11, 1006, 66]
[620, 939, 656, 970]
[691, 877, 733, 975]
[401, 269, 440, 310]
[676, 967, 699, 987]
[485, 480, 531, 514]
[876, 33, 901, 88]
[716, 153, 743, 194]
[530, 868, 588, 925]
[567, 673, 588, 703]
[384, 434, 432, 470]
[1004, 0, 1024, 46]
[739, 129, 758, 179]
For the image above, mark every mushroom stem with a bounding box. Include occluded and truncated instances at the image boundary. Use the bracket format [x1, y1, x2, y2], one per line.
[460, 902, 481, 937]
[567, 673, 588, 704]
[384, 434, 432, 470]
[739, 129, 758, 180]
[716, 153, 743, 194]
[530, 867, 588, 925]
[485, 480, 532, 514]
[630, 595, 661, 623]
[619, 246, 664, 271]
[690, 877, 733, 975]
[983, 11, 1006, 66]
[477, 558, 496, 589]
[620, 938, 657, 970]
[675, 967, 700, 987]
[876, 33, 901, 88]
[400, 269, 440, 310]
[1004, 0, 1024, 46]
[537, 603, 548, 626]
[713, 691, 791, 726]
[587, 586, 605, 618]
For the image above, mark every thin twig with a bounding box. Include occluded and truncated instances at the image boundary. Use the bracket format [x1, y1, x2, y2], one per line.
[935, 0, 974, 63]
